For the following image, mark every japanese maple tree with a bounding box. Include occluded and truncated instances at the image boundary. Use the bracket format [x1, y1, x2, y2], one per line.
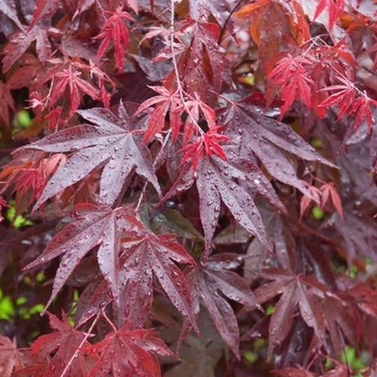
[1, 0, 377, 376]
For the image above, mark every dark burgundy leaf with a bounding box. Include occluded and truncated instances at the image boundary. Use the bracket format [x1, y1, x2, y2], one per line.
[118, 215, 197, 330]
[25, 204, 128, 309]
[186, 253, 259, 357]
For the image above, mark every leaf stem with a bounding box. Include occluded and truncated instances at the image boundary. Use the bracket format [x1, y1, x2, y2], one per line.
[60, 314, 99, 377]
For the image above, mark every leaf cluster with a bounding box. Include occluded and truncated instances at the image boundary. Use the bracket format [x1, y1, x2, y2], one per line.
[0, 0, 377, 376]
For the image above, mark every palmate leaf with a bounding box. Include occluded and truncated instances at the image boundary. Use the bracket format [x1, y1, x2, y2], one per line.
[322, 296, 357, 356]
[25, 204, 127, 309]
[23, 103, 160, 208]
[186, 253, 260, 357]
[49, 65, 101, 118]
[165, 21, 225, 100]
[85, 325, 173, 377]
[255, 269, 326, 357]
[2, 24, 51, 73]
[94, 7, 133, 71]
[118, 215, 197, 330]
[268, 54, 314, 117]
[0, 336, 25, 377]
[164, 144, 285, 249]
[134, 86, 182, 143]
[25, 204, 197, 329]
[31, 313, 89, 377]
[220, 100, 336, 197]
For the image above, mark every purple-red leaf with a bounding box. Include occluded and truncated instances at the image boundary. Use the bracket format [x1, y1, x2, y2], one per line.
[31, 313, 89, 377]
[119, 216, 197, 330]
[221, 100, 336, 197]
[186, 253, 259, 357]
[23, 105, 160, 208]
[0, 336, 25, 377]
[2, 25, 51, 73]
[85, 325, 173, 377]
[24, 204, 126, 309]
[163, 146, 278, 250]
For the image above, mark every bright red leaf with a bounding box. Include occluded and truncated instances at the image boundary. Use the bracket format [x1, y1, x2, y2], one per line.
[313, 0, 345, 30]
[268, 54, 314, 117]
[134, 86, 182, 143]
[94, 7, 133, 71]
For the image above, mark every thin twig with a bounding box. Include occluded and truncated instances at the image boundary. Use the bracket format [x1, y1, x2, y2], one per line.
[60, 314, 99, 377]
[102, 308, 117, 332]
[218, 0, 245, 44]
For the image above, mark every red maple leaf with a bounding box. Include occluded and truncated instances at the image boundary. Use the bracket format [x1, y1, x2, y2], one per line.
[186, 253, 260, 357]
[320, 181, 343, 219]
[268, 54, 314, 117]
[118, 215, 197, 329]
[220, 100, 335, 197]
[94, 7, 134, 71]
[164, 21, 225, 99]
[180, 128, 230, 170]
[49, 64, 100, 119]
[163, 144, 283, 250]
[0, 336, 25, 377]
[313, 0, 345, 30]
[2, 24, 51, 73]
[85, 324, 173, 377]
[0, 152, 65, 215]
[320, 77, 377, 130]
[134, 86, 182, 143]
[22, 103, 160, 208]
[182, 94, 217, 143]
[255, 269, 327, 357]
[349, 94, 377, 131]
[299, 183, 322, 220]
[31, 312, 89, 377]
[25, 204, 197, 329]
[24, 204, 131, 309]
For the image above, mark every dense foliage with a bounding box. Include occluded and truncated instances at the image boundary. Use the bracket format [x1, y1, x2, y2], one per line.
[1, 0, 377, 376]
